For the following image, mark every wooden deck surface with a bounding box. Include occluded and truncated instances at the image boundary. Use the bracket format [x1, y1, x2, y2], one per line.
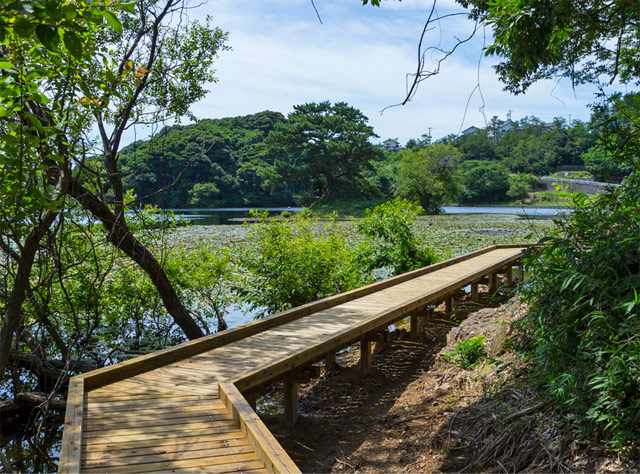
[60, 245, 526, 473]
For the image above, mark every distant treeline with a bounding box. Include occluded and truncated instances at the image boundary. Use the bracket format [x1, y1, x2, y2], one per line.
[119, 103, 633, 210]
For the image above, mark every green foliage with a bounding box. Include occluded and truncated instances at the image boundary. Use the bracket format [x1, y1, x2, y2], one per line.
[520, 180, 640, 449]
[394, 144, 460, 213]
[582, 147, 632, 183]
[458, 160, 510, 202]
[507, 173, 543, 200]
[458, 129, 497, 161]
[170, 246, 236, 332]
[355, 199, 439, 276]
[443, 335, 486, 369]
[518, 93, 640, 449]
[239, 211, 367, 318]
[119, 111, 289, 208]
[461, 0, 640, 93]
[264, 101, 383, 204]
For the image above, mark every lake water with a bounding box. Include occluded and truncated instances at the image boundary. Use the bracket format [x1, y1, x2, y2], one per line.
[171, 205, 567, 225]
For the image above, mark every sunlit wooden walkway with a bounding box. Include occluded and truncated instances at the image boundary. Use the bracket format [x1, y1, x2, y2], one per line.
[59, 244, 526, 473]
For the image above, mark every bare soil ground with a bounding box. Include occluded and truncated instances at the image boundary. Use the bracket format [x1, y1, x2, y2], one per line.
[258, 283, 639, 473]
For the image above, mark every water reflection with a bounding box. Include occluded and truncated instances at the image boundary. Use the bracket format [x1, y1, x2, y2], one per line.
[170, 207, 302, 226]
[2, 410, 62, 473]
[168, 206, 567, 227]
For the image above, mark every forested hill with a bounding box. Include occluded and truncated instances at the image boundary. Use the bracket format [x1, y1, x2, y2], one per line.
[119, 111, 295, 208]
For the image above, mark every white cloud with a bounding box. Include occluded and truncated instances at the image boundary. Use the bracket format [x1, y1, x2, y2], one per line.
[180, 0, 599, 145]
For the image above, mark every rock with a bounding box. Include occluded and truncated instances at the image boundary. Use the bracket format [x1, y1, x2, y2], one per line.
[435, 383, 452, 397]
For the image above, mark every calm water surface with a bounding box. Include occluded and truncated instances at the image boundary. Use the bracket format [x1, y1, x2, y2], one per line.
[170, 205, 567, 226]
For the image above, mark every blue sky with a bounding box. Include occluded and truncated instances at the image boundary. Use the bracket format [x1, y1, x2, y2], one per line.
[185, 0, 601, 144]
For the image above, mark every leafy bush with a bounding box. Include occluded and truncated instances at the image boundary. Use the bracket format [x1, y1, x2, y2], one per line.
[443, 335, 487, 369]
[507, 173, 544, 200]
[393, 144, 460, 214]
[239, 211, 367, 317]
[355, 198, 439, 276]
[520, 180, 640, 449]
[458, 160, 510, 203]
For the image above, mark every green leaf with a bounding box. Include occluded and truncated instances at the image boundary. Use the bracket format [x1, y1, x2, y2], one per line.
[64, 4, 77, 21]
[114, 1, 137, 14]
[63, 30, 83, 59]
[13, 17, 34, 38]
[35, 24, 59, 51]
[103, 11, 122, 34]
[0, 61, 15, 69]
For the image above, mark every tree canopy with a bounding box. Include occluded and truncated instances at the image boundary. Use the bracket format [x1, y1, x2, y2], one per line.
[264, 101, 383, 204]
[394, 144, 460, 213]
[459, 0, 640, 93]
[0, 0, 228, 398]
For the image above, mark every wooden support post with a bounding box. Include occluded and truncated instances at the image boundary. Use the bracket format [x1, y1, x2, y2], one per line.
[243, 391, 257, 411]
[518, 261, 524, 281]
[506, 266, 513, 285]
[283, 381, 299, 427]
[471, 282, 479, 301]
[445, 295, 453, 314]
[360, 338, 372, 373]
[410, 314, 419, 339]
[324, 352, 337, 371]
[489, 272, 498, 293]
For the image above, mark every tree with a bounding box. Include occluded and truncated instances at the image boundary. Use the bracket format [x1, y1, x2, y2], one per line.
[1, 0, 228, 386]
[458, 160, 510, 202]
[355, 199, 439, 275]
[394, 144, 460, 213]
[264, 101, 382, 204]
[460, 0, 640, 93]
[457, 129, 497, 161]
[506, 173, 543, 200]
[118, 111, 288, 208]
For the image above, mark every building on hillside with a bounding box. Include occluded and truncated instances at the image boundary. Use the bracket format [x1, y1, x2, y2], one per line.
[461, 126, 480, 136]
[380, 138, 403, 153]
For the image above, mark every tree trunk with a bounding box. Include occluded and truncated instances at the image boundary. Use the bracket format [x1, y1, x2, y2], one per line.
[69, 182, 204, 340]
[0, 213, 58, 381]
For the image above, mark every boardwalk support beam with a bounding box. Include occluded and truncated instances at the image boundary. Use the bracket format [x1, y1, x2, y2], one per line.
[324, 352, 338, 371]
[283, 381, 299, 427]
[489, 272, 498, 293]
[471, 282, 479, 301]
[445, 295, 453, 314]
[361, 338, 372, 373]
[506, 266, 513, 285]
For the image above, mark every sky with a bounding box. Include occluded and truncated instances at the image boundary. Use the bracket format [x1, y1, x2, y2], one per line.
[179, 0, 602, 144]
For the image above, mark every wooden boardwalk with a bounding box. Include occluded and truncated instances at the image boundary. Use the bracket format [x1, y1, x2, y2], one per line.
[59, 245, 526, 473]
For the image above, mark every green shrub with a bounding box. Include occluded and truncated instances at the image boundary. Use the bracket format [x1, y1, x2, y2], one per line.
[507, 173, 543, 200]
[443, 335, 486, 369]
[458, 160, 510, 203]
[239, 211, 367, 317]
[520, 180, 640, 449]
[355, 198, 439, 276]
